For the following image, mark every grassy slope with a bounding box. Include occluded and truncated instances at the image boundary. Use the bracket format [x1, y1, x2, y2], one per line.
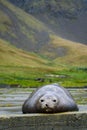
[0, 0, 51, 52]
[50, 35, 87, 65]
[0, 39, 50, 67]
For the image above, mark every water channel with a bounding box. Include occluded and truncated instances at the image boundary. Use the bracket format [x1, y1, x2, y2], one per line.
[0, 87, 87, 115]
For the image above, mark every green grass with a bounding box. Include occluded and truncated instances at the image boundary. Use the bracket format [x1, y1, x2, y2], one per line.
[0, 65, 87, 88]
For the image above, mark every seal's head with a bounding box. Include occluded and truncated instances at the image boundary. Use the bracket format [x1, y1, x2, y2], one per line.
[37, 93, 59, 113]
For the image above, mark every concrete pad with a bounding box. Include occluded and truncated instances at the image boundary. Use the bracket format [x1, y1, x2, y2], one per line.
[0, 111, 87, 130]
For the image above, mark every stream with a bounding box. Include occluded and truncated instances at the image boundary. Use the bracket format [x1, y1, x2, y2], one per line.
[0, 87, 87, 115]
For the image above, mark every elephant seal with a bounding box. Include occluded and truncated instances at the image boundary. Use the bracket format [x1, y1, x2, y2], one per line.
[22, 84, 79, 113]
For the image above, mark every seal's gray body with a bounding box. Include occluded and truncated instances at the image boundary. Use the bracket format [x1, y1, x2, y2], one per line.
[22, 84, 78, 113]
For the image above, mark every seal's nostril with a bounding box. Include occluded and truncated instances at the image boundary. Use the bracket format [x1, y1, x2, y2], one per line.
[46, 104, 48, 107]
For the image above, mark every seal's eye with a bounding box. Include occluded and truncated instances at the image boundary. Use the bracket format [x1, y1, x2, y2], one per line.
[53, 100, 56, 102]
[40, 99, 44, 102]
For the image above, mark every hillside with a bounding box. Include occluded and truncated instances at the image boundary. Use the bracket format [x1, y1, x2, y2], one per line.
[0, 0, 87, 66]
[0, 0, 51, 53]
[8, 0, 87, 44]
[0, 38, 49, 67]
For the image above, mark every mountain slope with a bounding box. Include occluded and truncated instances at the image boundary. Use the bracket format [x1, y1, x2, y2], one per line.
[8, 0, 87, 44]
[0, 0, 87, 66]
[0, 38, 49, 67]
[0, 0, 51, 53]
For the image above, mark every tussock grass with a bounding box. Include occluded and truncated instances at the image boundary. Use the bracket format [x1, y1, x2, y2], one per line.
[0, 65, 87, 88]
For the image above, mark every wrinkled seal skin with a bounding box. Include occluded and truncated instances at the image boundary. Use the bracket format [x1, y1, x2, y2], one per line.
[22, 84, 79, 114]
